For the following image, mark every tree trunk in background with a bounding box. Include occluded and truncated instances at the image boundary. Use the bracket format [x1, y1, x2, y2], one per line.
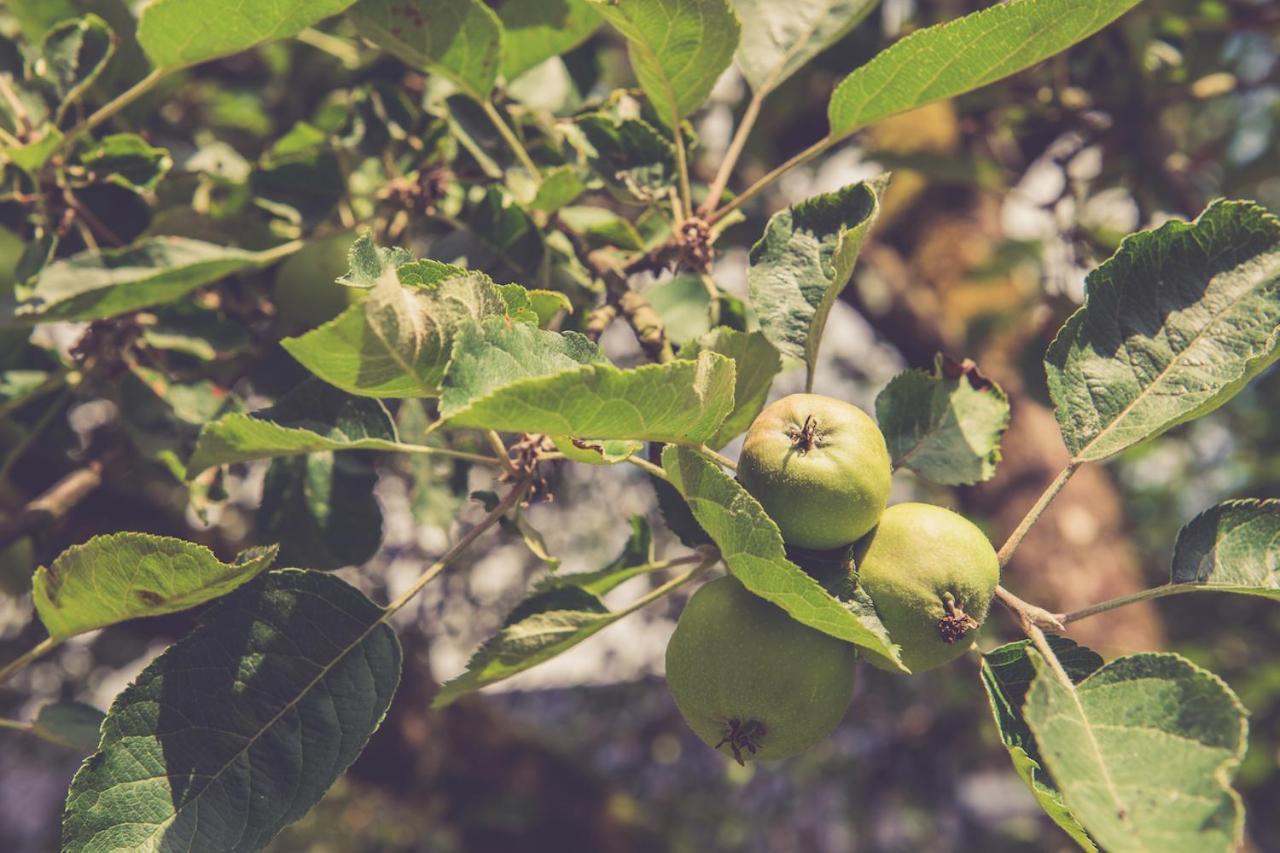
[846, 188, 1163, 652]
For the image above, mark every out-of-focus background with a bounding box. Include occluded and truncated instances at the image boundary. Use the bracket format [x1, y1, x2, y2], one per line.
[1, 0, 1278, 850]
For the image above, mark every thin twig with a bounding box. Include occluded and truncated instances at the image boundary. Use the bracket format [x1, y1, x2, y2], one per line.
[996, 463, 1079, 568]
[700, 89, 765, 216]
[0, 461, 105, 551]
[625, 454, 670, 482]
[1060, 584, 1188, 624]
[0, 636, 59, 685]
[480, 100, 541, 180]
[384, 477, 533, 616]
[994, 584, 1065, 632]
[708, 135, 837, 224]
[672, 121, 693, 219]
[55, 68, 169, 158]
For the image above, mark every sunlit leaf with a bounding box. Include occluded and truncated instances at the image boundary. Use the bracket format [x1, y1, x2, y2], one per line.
[876, 354, 1010, 485]
[496, 0, 600, 81]
[1046, 200, 1280, 462]
[661, 446, 904, 668]
[827, 0, 1141, 138]
[350, 0, 502, 99]
[32, 533, 277, 640]
[587, 0, 740, 127]
[1169, 499, 1279, 599]
[981, 637, 1102, 851]
[1024, 651, 1247, 853]
[138, 0, 357, 69]
[441, 318, 736, 444]
[680, 328, 781, 449]
[732, 0, 876, 96]
[748, 175, 885, 386]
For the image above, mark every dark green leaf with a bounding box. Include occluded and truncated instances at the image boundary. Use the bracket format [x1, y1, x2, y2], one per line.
[78, 133, 172, 193]
[260, 453, 383, 571]
[31, 702, 105, 752]
[41, 14, 115, 104]
[62, 570, 401, 853]
[1169, 499, 1279, 599]
[496, 0, 601, 81]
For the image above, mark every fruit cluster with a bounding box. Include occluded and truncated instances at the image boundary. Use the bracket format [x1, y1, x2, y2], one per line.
[666, 394, 1000, 764]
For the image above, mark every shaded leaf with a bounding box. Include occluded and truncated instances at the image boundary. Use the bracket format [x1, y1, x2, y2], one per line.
[661, 446, 904, 667]
[981, 637, 1103, 850]
[529, 165, 586, 213]
[41, 14, 115, 104]
[61, 570, 401, 853]
[827, 0, 1141, 138]
[550, 436, 644, 465]
[138, 0, 357, 69]
[876, 354, 1010, 485]
[732, 0, 876, 96]
[188, 380, 401, 476]
[1045, 200, 1280, 462]
[260, 452, 383, 571]
[9, 237, 290, 324]
[31, 702, 105, 752]
[681, 328, 782, 449]
[78, 133, 172, 193]
[748, 175, 885, 386]
[440, 318, 736, 445]
[587, 0, 740, 127]
[32, 533, 277, 640]
[434, 518, 665, 706]
[1024, 651, 1247, 853]
[350, 0, 502, 99]
[496, 0, 600, 81]
[1169, 499, 1279, 599]
[576, 112, 676, 198]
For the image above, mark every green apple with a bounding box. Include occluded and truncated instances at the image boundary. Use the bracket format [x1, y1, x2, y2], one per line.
[272, 232, 359, 330]
[737, 393, 891, 550]
[854, 502, 999, 673]
[665, 575, 857, 763]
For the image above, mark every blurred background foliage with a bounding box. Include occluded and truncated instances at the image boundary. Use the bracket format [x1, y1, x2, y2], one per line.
[1, 0, 1277, 851]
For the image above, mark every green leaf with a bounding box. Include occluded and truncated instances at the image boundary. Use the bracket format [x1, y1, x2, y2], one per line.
[1169, 499, 1279, 599]
[78, 133, 173, 193]
[680, 328, 782, 449]
[350, 0, 503, 100]
[748, 175, 885, 386]
[576, 112, 677, 198]
[555, 436, 645, 464]
[660, 446, 905, 668]
[981, 637, 1103, 851]
[529, 165, 586, 213]
[137, 0, 357, 69]
[587, 0, 741, 127]
[338, 231, 414, 288]
[732, 0, 877, 96]
[434, 518, 662, 706]
[496, 0, 600, 81]
[31, 702, 105, 752]
[440, 318, 736, 445]
[32, 533, 277, 640]
[41, 14, 115, 104]
[460, 186, 547, 282]
[1024, 651, 1247, 853]
[8, 237, 290, 324]
[282, 264, 509, 399]
[61, 570, 401, 853]
[826, 0, 1141, 139]
[188, 380, 401, 476]
[3, 125, 63, 174]
[876, 354, 1010, 485]
[260, 453, 383, 571]
[1045, 199, 1280, 462]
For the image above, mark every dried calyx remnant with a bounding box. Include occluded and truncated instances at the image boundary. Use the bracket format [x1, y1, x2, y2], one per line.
[937, 591, 979, 644]
[715, 717, 767, 765]
[677, 217, 713, 272]
[786, 415, 820, 453]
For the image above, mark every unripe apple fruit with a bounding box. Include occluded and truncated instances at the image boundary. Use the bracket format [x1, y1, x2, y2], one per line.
[737, 394, 891, 551]
[665, 575, 857, 763]
[273, 232, 359, 329]
[854, 502, 999, 673]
